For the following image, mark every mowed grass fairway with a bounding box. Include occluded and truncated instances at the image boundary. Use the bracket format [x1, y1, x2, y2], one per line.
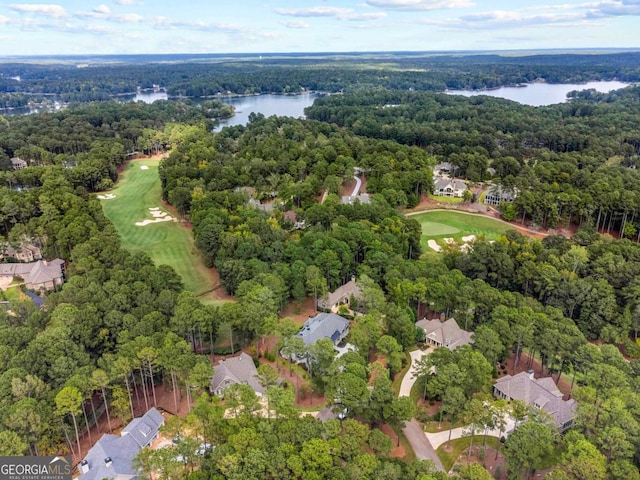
[410, 210, 512, 250]
[100, 159, 218, 299]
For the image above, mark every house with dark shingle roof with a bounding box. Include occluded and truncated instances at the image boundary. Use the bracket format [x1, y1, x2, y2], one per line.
[493, 371, 576, 432]
[318, 279, 361, 313]
[78, 407, 164, 480]
[297, 312, 350, 347]
[415, 317, 473, 350]
[210, 352, 264, 397]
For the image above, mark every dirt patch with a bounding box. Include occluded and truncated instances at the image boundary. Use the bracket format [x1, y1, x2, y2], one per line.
[380, 423, 406, 458]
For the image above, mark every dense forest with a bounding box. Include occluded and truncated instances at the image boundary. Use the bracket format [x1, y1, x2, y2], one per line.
[307, 87, 640, 236]
[1, 54, 640, 479]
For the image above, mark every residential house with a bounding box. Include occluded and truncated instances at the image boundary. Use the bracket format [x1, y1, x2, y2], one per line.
[210, 352, 264, 397]
[341, 193, 371, 205]
[78, 408, 164, 480]
[433, 177, 468, 198]
[318, 279, 361, 312]
[296, 312, 350, 348]
[415, 317, 473, 350]
[10, 157, 28, 170]
[0, 259, 65, 291]
[484, 185, 516, 206]
[493, 371, 577, 432]
[2, 243, 42, 262]
[433, 162, 454, 175]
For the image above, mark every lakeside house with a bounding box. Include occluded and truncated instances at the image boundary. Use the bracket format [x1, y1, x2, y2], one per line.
[415, 317, 473, 350]
[493, 371, 576, 432]
[78, 408, 164, 480]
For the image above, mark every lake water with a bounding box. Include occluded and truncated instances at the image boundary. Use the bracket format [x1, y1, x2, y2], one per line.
[133, 90, 319, 131]
[213, 93, 320, 131]
[446, 80, 629, 106]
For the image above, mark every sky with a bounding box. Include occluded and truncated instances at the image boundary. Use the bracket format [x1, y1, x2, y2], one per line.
[0, 0, 638, 55]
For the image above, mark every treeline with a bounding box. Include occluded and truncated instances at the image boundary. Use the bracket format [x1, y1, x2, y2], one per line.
[0, 100, 226, 197]
[2, 51, 640, 102]
[306, 87, 640, 235]
[159, 115, 430, 297]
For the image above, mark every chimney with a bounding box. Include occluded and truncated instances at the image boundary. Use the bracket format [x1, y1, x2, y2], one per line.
[43, 260, 48, 266]
[440, 312, 446, 323]
[104, 457, 112, 469]
[527, 369, 535, 380]
[80, 460, 89, 474]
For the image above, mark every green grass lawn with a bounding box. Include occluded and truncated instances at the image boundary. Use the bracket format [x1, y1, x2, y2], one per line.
[2, 286, 21, 301]
[437, 436, 503, 472]
[410, 211, 512, 251]
[100, 159, 218, 297]
[427, 193, 464, 204]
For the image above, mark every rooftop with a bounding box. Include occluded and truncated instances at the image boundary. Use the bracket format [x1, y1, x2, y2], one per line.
[296, 312, 350, 346]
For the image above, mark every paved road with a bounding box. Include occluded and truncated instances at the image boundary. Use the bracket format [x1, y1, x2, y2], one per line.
[350, 175, 362, 197]
[403, 419, 445, 471]
[399, 348, 432, 397]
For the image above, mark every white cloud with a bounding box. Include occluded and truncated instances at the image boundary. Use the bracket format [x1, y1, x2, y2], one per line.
[93, 5, 111, 14]
[365, 0, 473, 10]
[589, 0, 640, 16]
[9, 4, 67, 18]
[114, 0, 135, 4]
[276, 6, 386, 20]
[283, 20, 310, 29]
[0, 15, 10, 23]
[149, 16, 246, 33]
[455, 10, 590, 29]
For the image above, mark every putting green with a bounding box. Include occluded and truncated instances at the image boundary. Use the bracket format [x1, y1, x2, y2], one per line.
[421, 221, 461, 236]
[100, 159, 218, 298]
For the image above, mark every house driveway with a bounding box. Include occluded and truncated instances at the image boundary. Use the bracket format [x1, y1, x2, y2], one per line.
[399, 348, 432, 397]
[403, 419, 445, 471]
[425, 416, 517, 450]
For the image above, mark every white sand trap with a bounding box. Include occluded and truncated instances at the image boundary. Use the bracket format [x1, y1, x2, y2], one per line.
[140, 165, 149, 170]
[97, 193, 116, 200]
[150, 211, 169, 218]
[0, 276, 12, 291]
[461, 234, 477, 242]
[149, 207, 160, 210]
[135, 216, 177, 226]
[443, 237, 455, 244]
[460, 243, 473, 253]
[428, 240, 442, 252]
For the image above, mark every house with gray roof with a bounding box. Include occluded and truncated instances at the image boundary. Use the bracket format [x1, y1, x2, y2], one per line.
[493, 371, 576, 432]
[318, 279, 361, 313]
[210, 352, 264, 397]
[0, 259, 65, 291]
[296, 313, 350, 347]
[433, 177, 467, 198]
[78, 408, 164, 480]
[415, 317, 473, 350]
[10, 157, 28, 170]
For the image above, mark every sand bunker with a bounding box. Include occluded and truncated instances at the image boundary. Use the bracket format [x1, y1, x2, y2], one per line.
[427, 240, 442, 252]
[461, 234, 477, 242]
[140, 165, 149, 170]
[97, 194, 116, 200]
[135, 207, 177, 226]
[443, 238, 455, 244]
